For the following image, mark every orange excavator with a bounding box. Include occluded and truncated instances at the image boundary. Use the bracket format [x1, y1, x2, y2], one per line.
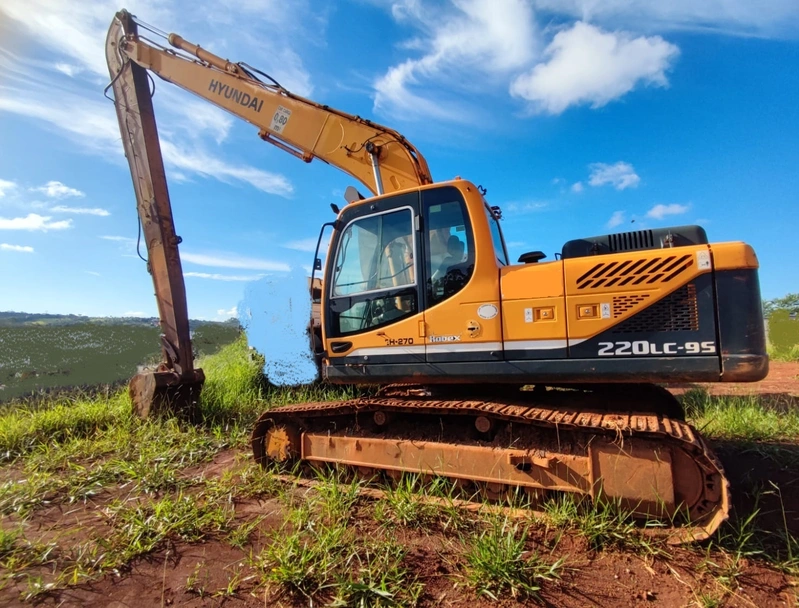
[106, 9, 768, 541]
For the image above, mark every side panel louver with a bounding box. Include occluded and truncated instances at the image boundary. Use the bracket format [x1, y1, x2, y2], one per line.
[576, 254, 694, 290]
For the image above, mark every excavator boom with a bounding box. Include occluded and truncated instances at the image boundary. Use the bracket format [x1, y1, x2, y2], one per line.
[105, 9, 432, 416]
[109, 10, 432, 196]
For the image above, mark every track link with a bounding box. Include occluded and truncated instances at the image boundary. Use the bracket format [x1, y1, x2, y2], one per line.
[252, 392, 729, 543]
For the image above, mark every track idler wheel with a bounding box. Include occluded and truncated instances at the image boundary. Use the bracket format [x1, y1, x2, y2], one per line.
[251, 416, 301, 466]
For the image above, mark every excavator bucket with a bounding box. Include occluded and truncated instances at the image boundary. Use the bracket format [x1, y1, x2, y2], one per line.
[129, 369, 205, 421]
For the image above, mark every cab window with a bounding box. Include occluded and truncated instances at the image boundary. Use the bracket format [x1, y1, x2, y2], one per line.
[332, 208, 415, 297]
[329, 207, 417, 335]
[424, 188, 474, 306]
[485, 205, 508, 266]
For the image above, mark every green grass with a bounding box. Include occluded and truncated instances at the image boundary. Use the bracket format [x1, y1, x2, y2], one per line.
[683, 389, 799, 442]
[461, 516, 563, 601]
[540, 493, 666, 556]
[103, 493, 233, 563]
[768, 343, 799, 362]
[254, 503, 422, 606]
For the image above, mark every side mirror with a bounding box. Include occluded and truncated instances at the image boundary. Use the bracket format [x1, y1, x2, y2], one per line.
[314, 258, 322, 271]
[518, 251, 547, 264]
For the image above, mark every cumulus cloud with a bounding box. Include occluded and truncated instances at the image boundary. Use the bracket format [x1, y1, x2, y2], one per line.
[0, 213, 72, 231]
[571, 181, 584, 193]
[588, 162, 640, 190]
[0, 179, 17, 198]
[1, 243, 34, 252]
[374, 0, 537, 120]
[606, 210, 626, 228]
[510, 22, 679, 114]
[646, 203, 690, 220]
[181, 251, 291, 272]
[51, 205, 109, 216]
[34, 181, 85, 198]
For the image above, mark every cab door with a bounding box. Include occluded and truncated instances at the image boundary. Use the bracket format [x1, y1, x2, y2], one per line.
[421, 185, 504, 363]
[324, 191, 426, 365]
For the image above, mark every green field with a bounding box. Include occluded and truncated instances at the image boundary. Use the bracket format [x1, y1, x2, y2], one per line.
[0, 319, 240, 403]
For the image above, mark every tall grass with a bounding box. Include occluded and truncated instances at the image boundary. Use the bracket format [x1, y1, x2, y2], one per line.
[683, 389, 799, 442]
[196, 335, 269, 425]
[0, 392, 132, 461]
[768, 343, 799, 363]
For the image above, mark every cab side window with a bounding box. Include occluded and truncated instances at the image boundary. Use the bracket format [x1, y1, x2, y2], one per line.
[329, 207, 417, 335]
[424, 188, 474, 306]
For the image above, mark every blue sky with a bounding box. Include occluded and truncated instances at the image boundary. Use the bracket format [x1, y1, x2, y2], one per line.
[1, 0, 797, 321]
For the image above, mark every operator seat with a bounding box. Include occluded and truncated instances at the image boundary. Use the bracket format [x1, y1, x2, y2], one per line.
[437, 235, 465, 278]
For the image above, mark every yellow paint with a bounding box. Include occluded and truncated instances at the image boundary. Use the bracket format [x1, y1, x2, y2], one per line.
[710, 242, 759, 270]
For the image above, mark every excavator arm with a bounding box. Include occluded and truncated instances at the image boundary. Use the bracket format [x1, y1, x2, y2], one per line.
[108, 10, 432, 196]
[105, 10, 431, 417]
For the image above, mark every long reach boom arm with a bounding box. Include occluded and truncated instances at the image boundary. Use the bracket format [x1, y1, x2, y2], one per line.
[108, 10, 432, 196]
[105, 10, 431, 417]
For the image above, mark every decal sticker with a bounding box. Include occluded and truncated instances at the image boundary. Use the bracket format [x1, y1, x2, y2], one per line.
[597, 340, 716, 356]
[430, 334, 462, 343]
[384, 337, 414, 346]
[524, 308, 533, 323]
[477, 304, 498, 319]
[270, 105, 292, 134]
[697, 250, 711, 270]
[601, 303, 611, 319]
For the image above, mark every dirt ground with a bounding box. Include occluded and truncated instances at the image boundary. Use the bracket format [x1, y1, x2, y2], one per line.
[2, 364, 798, 607]
[671, 361, 799, 398]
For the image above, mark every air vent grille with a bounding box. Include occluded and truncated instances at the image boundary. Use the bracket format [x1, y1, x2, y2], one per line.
[609, 230, 655, 252]
[576, 254, 693, 290]
[611, 284, 698, 334]
[612, 294, 651, 318]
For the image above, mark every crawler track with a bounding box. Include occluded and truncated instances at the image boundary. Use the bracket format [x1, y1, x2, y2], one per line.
[252, 388, 729, 543]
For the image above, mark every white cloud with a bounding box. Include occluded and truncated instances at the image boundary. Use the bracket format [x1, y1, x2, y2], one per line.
[606, 210, 626, 228]
[185, 272, 264, 281]
[571, 181, 584, 193]
[54, 62, 83, 77]
[1, 243, 34, 252]
[51, 205, 110, 216]
[646, 203, 690, 220]
[34, 180, 85, 198]
[374, 0, 538, 120]
[159, 141, 293, 196]
[122, 311, 147, 317]
[84, 270, 101, 276]
[531, 0, 799, 38]
[0, 179, 17, 198]
[505, 201, 549, 214]
[510, 22, 679, 114]
[217, 305, 238, 317]
[181, 251, 291, 272]
[0, 88, 294, 196]
[0, 213, 72, 231]
[588, 162, 640, 190]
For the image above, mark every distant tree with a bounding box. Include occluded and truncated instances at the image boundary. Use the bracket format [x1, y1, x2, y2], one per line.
[763, 293, 799, 319]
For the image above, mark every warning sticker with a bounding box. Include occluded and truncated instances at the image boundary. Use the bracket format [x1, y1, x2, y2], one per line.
[270, 105, 292, 134]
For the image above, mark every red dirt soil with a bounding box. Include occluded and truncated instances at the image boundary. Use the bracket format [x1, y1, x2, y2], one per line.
[1, 363, 797, 607]
[671, 361, 799, 398]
